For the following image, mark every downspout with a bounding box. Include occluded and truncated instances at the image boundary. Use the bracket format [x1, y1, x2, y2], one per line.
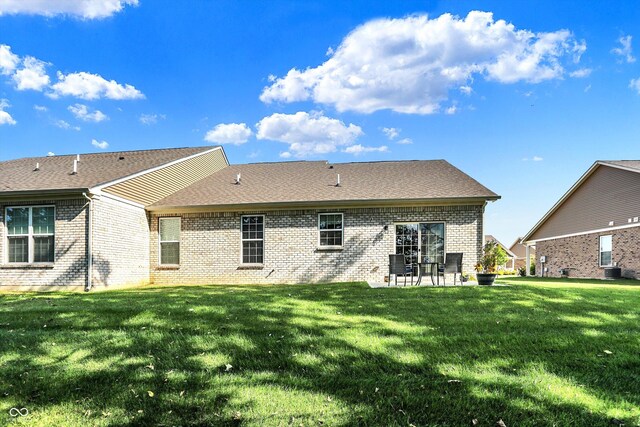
[82, 192, 93, 292]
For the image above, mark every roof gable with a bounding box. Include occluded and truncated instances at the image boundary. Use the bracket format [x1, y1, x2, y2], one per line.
[523, 161, 640, 242]
[0, 147, 217, 196]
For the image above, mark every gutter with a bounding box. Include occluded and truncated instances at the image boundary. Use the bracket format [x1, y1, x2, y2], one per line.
[82, 192, 93, 292]
[146, 195, 501, 214]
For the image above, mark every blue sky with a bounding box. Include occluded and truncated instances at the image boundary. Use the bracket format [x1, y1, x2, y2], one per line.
[1, 1, 639, 247]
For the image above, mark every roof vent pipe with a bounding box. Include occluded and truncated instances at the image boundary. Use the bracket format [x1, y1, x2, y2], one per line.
[76, 154, 80, 162]
[335, 173, 341, 187]
[235, 173, 241, 184]
[34, 162, 40, 171]
[72, 159, 78, 175]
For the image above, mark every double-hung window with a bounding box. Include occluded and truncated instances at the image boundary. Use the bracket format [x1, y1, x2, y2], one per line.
[5, 206, 55, 263]
[318, 213, 343, 247]
[241, 215, 264, 264]
[599, 235, 612, 267]
[159, 217, 180, 265]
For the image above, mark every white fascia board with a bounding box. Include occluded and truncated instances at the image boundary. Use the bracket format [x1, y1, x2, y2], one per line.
[91, 190, 146, 210]
[524, 221, 640, 244]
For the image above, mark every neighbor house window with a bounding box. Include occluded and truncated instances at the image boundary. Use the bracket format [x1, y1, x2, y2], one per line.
[318, 213, 343, 247]
[599, 235, 612, 267]
[241, 215, 264, 264]
[159, 217, 180, 265]
[5, 206, 55, 263]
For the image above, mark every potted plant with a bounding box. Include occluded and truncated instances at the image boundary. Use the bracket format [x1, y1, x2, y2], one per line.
[475, 240, 508, 285]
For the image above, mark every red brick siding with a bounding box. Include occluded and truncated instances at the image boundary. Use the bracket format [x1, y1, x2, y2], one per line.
[535, 227, 640, 279]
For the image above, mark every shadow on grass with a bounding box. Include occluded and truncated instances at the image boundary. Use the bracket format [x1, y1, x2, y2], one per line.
[0, 282, 638, 426]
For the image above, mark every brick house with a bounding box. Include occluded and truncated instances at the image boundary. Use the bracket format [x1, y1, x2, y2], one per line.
[0, 146, 499, 290]
[522, 161, 640, 279]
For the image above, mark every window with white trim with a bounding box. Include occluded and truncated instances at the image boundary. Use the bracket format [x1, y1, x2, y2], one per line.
[159, 217, 180, 265]
[318, 213, 343, 247]
[5, 206, 55, 263]
[599, 235, 612, 267]
[241, 215, 264, 264]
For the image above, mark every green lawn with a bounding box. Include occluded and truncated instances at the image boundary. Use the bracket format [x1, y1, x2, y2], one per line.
[1, 278, 638, 426]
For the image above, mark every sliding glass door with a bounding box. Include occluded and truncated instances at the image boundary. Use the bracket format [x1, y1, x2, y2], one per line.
[395, 222, 445, 266]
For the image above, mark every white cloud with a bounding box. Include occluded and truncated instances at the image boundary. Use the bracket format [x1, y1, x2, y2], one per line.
[68, 103, 108, 122]
[204, 122, 253, 145]
[445, 106, 458, 115]
[47, 151, 55, 156]
[0, 0, 139, 19]
[33, 104, 48, 112]
[256, 111, 363, 157]
[343, 144, 389, 155]
[612, 35, 635, 63]
[54, 119, 80, 131]
[12, 56, 50, 91]
[0, 99, 16, 125]
[0, 44, 19, 75]
[569, 68, 592, 78]
[91, 139, 109, 149]
[533, 156, 543, 161]
[280, 151, 292, 159]
[382, 127, 400, 140]
[584, 84, 592, 93]
[139, 113, 166, 125]
[261, 11, 586, 114]
[459, 85, 473, 95]
[397, 138, 413, 145]
[49, 71, 144, 100]
[630, 78, 640, 95]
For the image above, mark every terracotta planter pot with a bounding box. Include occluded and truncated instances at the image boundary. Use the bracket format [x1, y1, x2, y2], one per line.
[477, 273, 497, 286]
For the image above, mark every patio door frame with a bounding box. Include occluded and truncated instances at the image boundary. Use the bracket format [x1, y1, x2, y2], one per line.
[393, 221, 447, 267]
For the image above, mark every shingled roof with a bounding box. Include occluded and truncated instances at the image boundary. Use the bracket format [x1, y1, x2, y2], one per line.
[149, 159, 499, 210]
[0, 147, 213, 195]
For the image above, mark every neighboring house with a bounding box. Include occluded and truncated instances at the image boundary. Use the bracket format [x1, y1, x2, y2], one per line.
[0, 147, 499, 290]
[522, 160, 640, 279]
[484, 234, 516, 270]
[508, 237, 535, 270]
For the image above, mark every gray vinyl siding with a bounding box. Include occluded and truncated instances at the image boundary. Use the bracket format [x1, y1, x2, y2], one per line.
[530, 165, 640, 240]
[103, 149, 228, 206]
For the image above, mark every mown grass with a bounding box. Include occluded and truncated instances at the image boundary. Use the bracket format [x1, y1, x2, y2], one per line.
[0, 278, 638, 426]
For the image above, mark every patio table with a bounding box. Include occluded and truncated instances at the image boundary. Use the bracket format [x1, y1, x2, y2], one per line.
[415, 262, 440, 286]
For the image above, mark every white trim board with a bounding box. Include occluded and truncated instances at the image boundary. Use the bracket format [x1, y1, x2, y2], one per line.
[525, 221, 640, 244]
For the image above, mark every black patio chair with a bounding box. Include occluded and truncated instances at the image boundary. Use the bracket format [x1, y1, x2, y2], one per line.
[389, 254, 413, 286]
[438, 253, 463, 286]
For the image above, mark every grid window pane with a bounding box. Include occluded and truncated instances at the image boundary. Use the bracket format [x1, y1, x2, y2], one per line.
[241, 216, 264, 264]
[8, 237, 28, 263]
[34, 236, 54, 262]
[319, 214, 343, 246]
[6, 207, 29, 235]
[160, 242, 180, 265]
[32, 207, 55, 235]
[160, 218, 180, 241]
[395, 224, 419, 265]
[242, 241, 263, 264]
